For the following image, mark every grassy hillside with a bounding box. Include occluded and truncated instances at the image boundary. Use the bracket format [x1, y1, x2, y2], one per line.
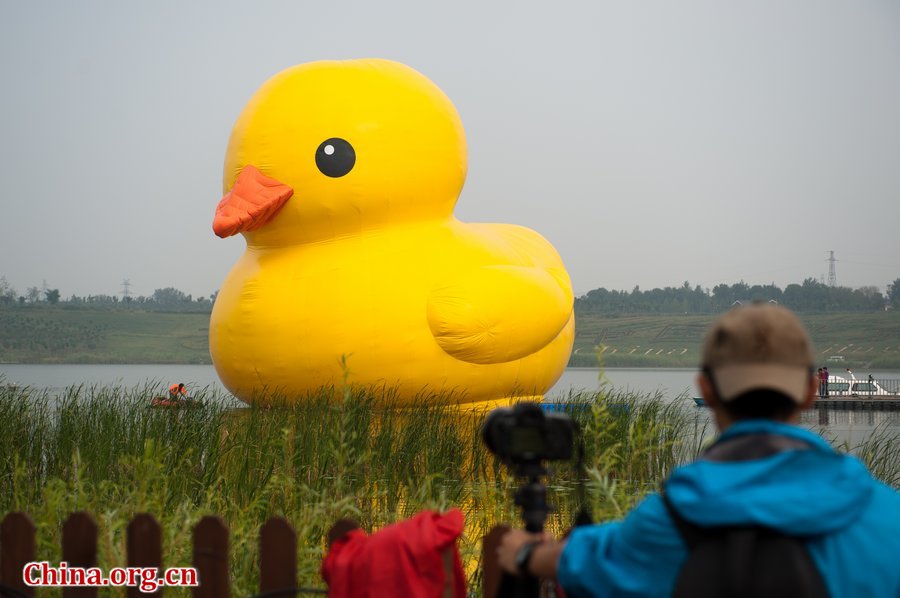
[574, 311, 900, 369]
[3, 307, 900, 369]
[0, 307, 211, 364]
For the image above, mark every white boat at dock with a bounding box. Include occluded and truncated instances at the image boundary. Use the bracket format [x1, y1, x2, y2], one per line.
[825, 369, 892, 397]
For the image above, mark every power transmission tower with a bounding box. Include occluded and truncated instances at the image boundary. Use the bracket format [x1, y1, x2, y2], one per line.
[826, 251, 837, 287]
[122, 279, 132, 299]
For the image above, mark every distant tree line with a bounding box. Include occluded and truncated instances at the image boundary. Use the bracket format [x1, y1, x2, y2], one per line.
[577, 278, 900, 314]
[0, 277, 216, 313]
[4, 274, 900, 315]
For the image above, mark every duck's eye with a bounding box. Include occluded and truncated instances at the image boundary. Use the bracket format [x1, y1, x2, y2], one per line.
[315, 138, 355, 178]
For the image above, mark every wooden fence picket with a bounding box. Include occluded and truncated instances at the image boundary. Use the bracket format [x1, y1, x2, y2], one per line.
[192, 515, 230, 598]
[481, 525, 510, 598]
[62, 512, 98, 598]
[126, 513, 162, 598]
[259, 517, 297, 595]
[1, 512, 36, 597]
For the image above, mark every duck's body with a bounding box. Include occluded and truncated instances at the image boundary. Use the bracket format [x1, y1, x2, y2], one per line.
[210, 59, 574, 405]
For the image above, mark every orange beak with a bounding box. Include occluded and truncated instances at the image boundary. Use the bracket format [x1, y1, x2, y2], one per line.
[212, 165, 294, 238]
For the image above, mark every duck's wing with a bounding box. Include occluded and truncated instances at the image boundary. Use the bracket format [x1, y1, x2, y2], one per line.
[426, 225, 573, 365]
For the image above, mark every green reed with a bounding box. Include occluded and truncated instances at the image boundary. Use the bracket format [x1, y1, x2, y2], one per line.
[847, 423, 900, 488]
[0, 379, 894, 595]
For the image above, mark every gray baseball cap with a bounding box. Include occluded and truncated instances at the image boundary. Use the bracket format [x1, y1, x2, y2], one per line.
[702, 303, 815, 403]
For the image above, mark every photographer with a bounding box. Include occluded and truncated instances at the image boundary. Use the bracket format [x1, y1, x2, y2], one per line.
[497, 304, 900, 596]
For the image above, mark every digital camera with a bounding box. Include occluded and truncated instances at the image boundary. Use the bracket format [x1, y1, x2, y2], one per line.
[481, 402, 577, 466]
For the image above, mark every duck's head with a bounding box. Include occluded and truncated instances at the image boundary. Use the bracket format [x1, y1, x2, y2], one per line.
[213, 59, 467, 246]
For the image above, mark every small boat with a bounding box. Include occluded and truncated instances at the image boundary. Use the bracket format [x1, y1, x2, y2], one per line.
[541, 401, 630, 415]
[150, 397, 198, 408]
[541, 402, 591, 413]
[825, 370, 890, 397]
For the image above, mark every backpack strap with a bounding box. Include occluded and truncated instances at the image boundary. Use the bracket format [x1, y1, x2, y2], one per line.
[662, 491, 749, 597]
[661, 490, 706, 550]
[702, 433, 811, 463]
[663, 431, 811, 540]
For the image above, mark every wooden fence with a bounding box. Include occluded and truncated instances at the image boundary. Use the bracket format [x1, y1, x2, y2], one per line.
[0, 511, 308, 597]
[1, 512, 515, 597]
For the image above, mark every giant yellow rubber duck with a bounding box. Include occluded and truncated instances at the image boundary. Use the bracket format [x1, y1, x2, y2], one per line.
[210, 59, 574, 406]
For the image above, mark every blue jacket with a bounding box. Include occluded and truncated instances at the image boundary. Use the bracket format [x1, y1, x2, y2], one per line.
[557, 420, 900, 597]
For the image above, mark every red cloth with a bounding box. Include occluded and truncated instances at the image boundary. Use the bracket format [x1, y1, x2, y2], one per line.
[321, 509, 466, 597]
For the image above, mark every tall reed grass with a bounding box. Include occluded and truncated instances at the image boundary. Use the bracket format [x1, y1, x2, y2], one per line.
[0, 379, 895, 594]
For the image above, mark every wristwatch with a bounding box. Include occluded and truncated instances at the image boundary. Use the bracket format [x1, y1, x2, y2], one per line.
[515, 540, 542, 577]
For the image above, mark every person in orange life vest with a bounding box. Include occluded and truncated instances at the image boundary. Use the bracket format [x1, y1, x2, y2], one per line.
[168, 382, 188, 402]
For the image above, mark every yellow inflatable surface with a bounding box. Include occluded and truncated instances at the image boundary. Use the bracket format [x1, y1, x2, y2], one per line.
[210, 59, 574, 406]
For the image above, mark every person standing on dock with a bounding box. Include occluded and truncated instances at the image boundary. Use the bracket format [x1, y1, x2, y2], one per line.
[817, 367, 824, 398]
[497, 304, 900, 597]
[821, 366, 829, 397]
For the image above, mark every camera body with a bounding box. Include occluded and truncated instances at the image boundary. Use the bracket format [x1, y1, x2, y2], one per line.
[482, 402, 577, 467]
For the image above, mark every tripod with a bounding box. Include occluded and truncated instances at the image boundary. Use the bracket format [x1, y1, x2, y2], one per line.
[497, 462, 552, 598]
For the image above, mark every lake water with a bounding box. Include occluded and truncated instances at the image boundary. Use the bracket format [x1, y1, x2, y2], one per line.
[2, 363, 897, 401]
[2, 364, 897, 448]
[0, 364, 701, 399]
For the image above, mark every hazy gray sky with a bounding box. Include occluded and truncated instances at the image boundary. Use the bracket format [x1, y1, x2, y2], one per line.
[2, 1, 899, 300]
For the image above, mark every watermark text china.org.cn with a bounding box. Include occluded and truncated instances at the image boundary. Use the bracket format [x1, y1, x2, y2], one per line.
[24, 561, 198, 593]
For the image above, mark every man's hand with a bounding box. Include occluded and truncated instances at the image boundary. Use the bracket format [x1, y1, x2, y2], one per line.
[497, 528, 567, 579]
[499, 528, 554, 575]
